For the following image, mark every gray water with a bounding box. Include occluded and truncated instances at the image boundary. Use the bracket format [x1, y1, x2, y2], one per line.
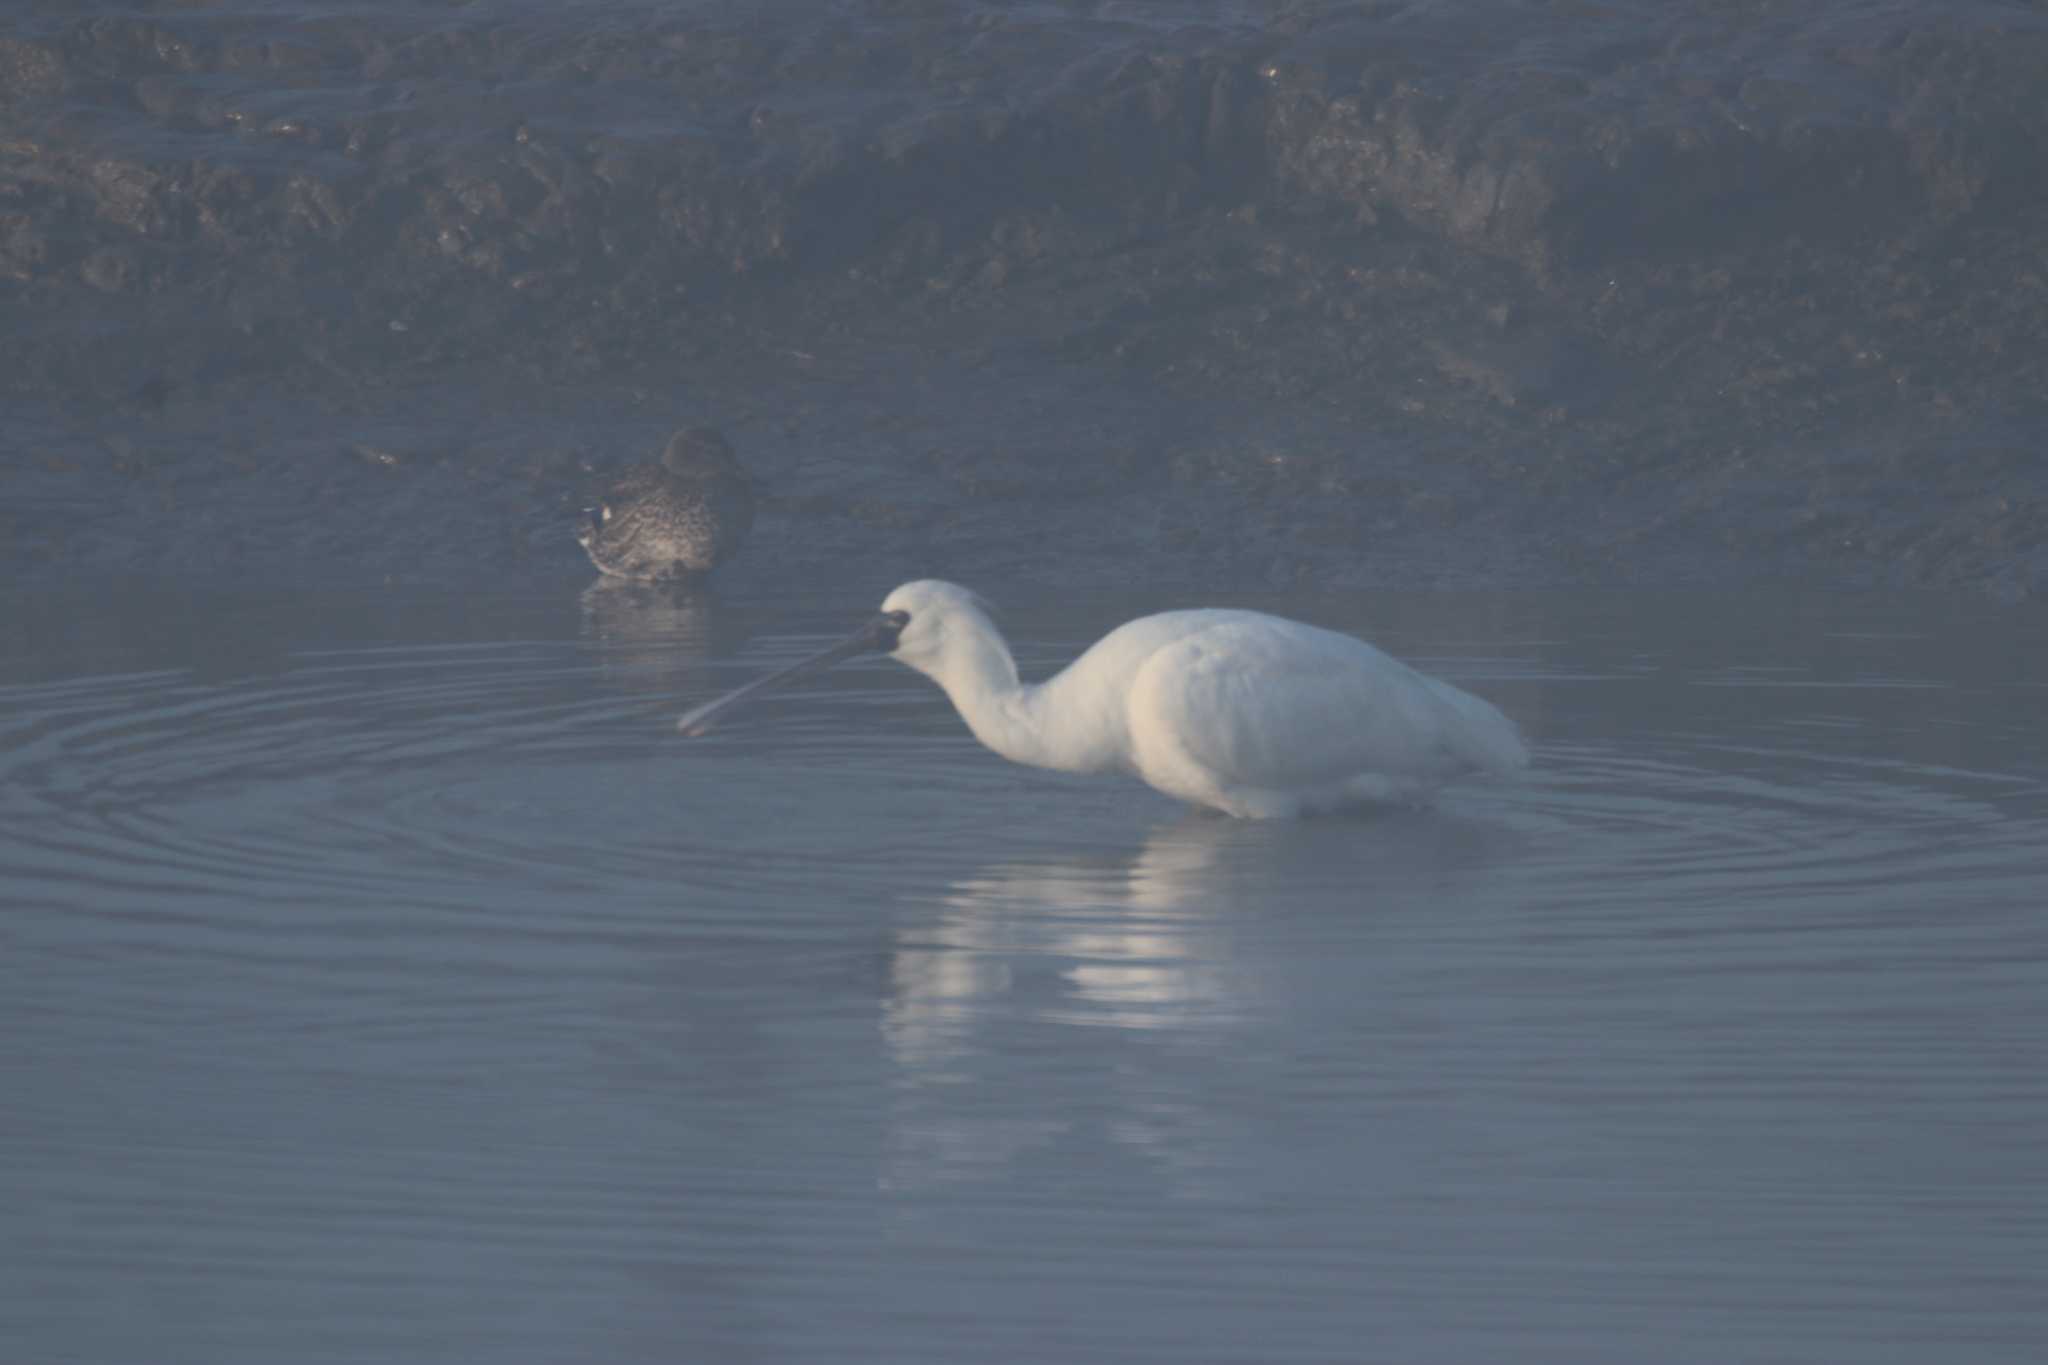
[3, 583, 2044, 1364]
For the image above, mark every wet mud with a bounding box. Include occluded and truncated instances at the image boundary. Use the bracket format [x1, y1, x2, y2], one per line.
[4, 0, 2046, 596]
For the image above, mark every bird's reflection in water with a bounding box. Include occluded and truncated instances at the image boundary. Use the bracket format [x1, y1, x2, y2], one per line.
[576, 577, 747, 695]
[879, 806, 1517, 1199]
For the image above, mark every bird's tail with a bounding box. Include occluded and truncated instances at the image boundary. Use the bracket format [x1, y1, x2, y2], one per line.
[1430, 679, 1531, 776]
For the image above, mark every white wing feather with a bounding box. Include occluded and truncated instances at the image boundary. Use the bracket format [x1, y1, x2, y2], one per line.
[1132, 620, 1526, 795]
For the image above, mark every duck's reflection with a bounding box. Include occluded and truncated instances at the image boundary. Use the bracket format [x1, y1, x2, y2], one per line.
[576, 577, 749, 695]
[879, 808, 1512, 1198]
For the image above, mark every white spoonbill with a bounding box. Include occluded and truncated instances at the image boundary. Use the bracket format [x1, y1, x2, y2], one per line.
[676, 580, 1530, 818]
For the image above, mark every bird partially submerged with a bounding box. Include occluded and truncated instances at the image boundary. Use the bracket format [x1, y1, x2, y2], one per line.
[677, 579, 1530, 818]
[577, 427, 754, 581]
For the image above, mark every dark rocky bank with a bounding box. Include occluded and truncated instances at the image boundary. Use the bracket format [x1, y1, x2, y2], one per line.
[4, 0, 2046, 597]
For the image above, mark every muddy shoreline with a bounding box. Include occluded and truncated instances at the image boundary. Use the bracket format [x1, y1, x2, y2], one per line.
[5, 1, 2046, 597]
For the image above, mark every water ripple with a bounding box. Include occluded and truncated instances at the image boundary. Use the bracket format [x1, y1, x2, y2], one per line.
[4, 590, 2046, 1365]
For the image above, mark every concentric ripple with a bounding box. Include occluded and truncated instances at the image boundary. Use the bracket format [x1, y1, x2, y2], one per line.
[3, 590, 2035, 897]
[0, 594, 2041, 979]
[1512, 728, 2045, 914]
[0, 636, 1019, 922]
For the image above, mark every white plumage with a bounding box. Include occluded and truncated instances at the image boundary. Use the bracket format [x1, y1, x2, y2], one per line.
[877, 580, 1526, 818]
[678, 579, 1530, 819]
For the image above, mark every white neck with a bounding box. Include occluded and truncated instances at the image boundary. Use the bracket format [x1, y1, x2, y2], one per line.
[903, 626, 1119, 776]
[912, 627, 1043, 764]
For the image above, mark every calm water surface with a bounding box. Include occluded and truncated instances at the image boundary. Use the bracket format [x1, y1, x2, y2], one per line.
[3, 583, 2044, 1364]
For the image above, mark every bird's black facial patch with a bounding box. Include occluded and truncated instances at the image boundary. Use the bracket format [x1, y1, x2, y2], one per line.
[875, 609, 910, 651]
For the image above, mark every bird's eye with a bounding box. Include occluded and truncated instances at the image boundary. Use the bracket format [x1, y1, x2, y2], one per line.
[886, 610, 910, 627]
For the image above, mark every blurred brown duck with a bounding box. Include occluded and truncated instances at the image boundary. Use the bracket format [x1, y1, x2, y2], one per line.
[577, 427, 755, 581]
